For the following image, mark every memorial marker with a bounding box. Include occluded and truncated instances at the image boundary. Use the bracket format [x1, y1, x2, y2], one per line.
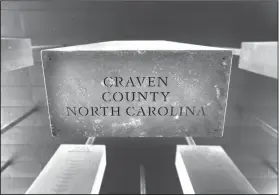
[42, 41, 233, 137]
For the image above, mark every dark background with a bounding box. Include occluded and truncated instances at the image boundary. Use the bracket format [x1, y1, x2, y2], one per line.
[1, 0, 278, 194]
[2, 1, 278, 47]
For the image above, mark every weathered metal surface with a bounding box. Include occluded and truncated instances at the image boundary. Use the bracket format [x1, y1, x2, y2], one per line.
[26, 145, 106, 194]
[1, 38, 34, 72]
[42, 41, 232, 137]
[175, 145, 257, 194]
[239, 42, 277, 79]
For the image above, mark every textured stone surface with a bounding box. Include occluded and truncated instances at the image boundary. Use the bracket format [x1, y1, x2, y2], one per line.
[1, 38, 34, 72]
[42, 41, 232, 137]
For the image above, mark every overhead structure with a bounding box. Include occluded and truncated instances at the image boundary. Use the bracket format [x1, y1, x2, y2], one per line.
[239, 42, 277, 79]
[1, 38, 34, 72]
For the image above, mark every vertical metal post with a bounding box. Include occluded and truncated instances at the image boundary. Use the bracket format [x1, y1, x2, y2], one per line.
[140, 164, 146, 194]
[185, 137, 196, 145]
[85, 137, 95, 145]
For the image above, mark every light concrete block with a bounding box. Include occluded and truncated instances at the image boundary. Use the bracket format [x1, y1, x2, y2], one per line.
[25, 144, 106, 194]
[1, 38, 34, 71]
[239, 42, 277, 79]
[175, 145, 257, 194]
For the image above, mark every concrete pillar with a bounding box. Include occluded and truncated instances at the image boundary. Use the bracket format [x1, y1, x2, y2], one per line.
[175, 145, 257, 194]
[25, 144, 106, 194]
[239, 42, 277, 79]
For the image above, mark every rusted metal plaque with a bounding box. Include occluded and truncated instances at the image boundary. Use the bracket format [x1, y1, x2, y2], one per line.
[42, 41, 232, 137]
